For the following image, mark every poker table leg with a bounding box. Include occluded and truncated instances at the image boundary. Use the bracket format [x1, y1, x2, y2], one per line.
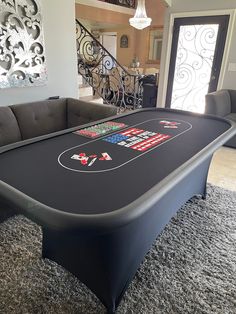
[0, 199, 17, 223]
[40, 156, 213, 312]
[202, 153, 214, 200]
[41, 227, 121, 312]
[202, 185, 207, 200]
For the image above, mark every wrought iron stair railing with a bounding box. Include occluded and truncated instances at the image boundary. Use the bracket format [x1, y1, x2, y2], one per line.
[99, 0, 136, 9]
[76, 19, 143, 111]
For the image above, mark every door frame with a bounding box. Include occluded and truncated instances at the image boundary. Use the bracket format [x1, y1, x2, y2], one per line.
[159, 9, 236, 108]
[166, 15, 230, 109]
[100, 32, 117, 59]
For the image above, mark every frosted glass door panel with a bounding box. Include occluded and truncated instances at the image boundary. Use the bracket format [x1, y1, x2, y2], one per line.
[170, 24, 219, 113]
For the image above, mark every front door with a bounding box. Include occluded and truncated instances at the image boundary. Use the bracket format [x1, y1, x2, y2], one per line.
[166, 15, 229, 113]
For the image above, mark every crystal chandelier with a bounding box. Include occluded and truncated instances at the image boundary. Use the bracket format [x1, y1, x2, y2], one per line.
[129, 0, 152, 30]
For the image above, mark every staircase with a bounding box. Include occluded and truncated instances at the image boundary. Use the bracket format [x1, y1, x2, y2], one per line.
[76, 19, 143, 111]
[78, 74, 93, 97]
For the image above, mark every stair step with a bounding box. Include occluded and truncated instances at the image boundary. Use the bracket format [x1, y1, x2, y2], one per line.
[78, 76, 82, 85]
[79, 85, 93, 97]
[79, 95, 104, 104]
[78, 74, 89, 86]
[79, 83, 91, 88]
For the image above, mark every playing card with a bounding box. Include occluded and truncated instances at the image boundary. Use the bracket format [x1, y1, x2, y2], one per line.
[100, 152, 112, 160]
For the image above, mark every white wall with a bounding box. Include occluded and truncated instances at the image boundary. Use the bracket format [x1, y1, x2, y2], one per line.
[0, 0, 78, 106]
[157, 0, 236, 107]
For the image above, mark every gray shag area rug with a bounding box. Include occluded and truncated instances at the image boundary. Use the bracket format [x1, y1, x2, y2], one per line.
[0, 184, 236, 314]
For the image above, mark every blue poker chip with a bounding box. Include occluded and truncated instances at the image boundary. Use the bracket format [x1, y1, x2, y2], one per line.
[103, 134, 128, 144]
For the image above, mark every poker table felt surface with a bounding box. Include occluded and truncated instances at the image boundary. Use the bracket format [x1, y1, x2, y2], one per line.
[0, 108, 232, 216]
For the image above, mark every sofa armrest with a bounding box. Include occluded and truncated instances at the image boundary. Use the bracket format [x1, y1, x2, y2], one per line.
[205, 90, 231, 117]
[67, 98, 118, 128]
[0, 107, 22, 146]
[228, 90, 236, 113]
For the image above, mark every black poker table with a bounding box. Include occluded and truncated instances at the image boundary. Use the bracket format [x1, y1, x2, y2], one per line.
[0, 108, 235, 313]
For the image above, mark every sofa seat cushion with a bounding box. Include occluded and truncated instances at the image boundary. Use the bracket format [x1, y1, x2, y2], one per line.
[0, 107, 22, 146]
[228, 90, 236, 113]
[205, 90, 231, 117]
[224, 113, 236, 148]
[225, 113, 236, 123]
[67, 98, 117, 128]
[10, 99, 67, 140]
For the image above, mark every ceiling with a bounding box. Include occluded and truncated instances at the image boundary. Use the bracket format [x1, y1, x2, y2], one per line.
[79, 18, 127, 31]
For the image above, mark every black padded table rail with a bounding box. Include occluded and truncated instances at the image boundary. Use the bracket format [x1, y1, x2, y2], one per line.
[0, 108, 235, 313]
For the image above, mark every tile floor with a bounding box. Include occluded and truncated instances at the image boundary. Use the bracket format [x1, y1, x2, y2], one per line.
[208, 146, 236, 192]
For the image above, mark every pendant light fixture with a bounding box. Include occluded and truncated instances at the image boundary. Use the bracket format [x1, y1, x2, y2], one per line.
[129, 0, 152, 30]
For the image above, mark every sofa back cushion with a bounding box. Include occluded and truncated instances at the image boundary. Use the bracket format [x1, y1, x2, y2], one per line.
[228, 89, 236, 113]
[67, 98, 117, 128]
[205, 90, 231, 117]
[0, 107, 22, 146]
[10, 99, 67, 140]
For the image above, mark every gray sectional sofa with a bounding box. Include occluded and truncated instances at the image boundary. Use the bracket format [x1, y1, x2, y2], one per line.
[0, 97, 117, 147]
[205, 89, 236, 148]
[0, 97, 117, 221]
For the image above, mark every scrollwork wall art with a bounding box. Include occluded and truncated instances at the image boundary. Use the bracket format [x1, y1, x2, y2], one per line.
[0, 0, 47, 88]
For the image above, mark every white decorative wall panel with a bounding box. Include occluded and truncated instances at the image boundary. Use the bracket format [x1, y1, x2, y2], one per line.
[0, 0, 47, 88]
